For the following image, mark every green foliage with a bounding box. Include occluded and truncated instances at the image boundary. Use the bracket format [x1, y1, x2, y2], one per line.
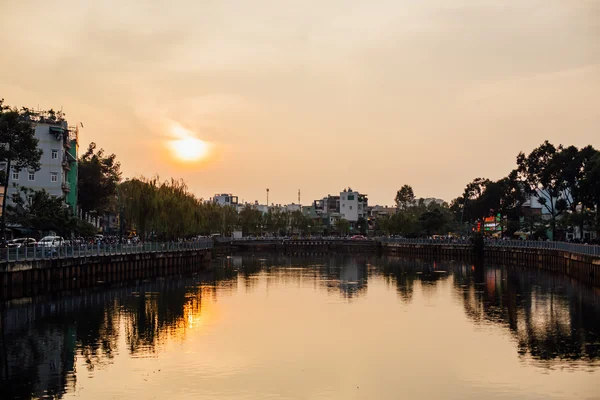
[336, 218, 350, 236]
[0, 99, 44, 237]
[395, 185, 415, 210]
[450, 142, 600, 240]
[379, 194, 455, 237]
[263, 209, 291, 235]
[78, 142, 122, 218]
[456, 173, 526, 236]
[356, 217, 368, 236]
[6, 187, 77, 237]
[419, 209, 447, 236]
[517, 141, 570, 239]
[119, 177, 206, 240]
[0, 100, 43, 173]
[239, 207, 263, 236]
[76, 219, 98, 237]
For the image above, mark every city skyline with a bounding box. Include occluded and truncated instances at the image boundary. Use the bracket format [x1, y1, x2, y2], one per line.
[1, 0, 599, 205]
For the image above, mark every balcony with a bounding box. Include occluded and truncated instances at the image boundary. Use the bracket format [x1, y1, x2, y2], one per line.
[61, 182, 70, 193]
[62, 159, 71, 171]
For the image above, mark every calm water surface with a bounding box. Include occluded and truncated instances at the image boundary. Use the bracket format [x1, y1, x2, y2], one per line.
[1, 254, 600, 400]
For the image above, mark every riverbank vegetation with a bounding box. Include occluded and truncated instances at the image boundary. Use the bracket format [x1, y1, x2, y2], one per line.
[380, 141, 600, 240]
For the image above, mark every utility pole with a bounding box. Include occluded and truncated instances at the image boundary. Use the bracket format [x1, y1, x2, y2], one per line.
[266, 188, 269, 207]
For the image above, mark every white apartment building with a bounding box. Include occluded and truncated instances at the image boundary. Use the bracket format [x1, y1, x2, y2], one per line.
[339, 188, 368, 222]
[1, 121, 78, 214]
[213, 193, 239, 207]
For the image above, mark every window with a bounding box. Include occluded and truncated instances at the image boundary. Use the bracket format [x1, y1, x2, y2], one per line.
[12, 171, 19, 180]
[51, 150, 58, 159]
[349, 206, 353, 210]
[28, 172, 35, 181]
[51, 172, 58, 182]
[348, 194, 355, 200]
[342, 204, 345, 208]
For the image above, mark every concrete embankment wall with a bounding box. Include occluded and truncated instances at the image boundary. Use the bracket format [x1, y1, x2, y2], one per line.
[0, 249, 211, 301]
[383, 243, 600, 287]
[217, 240, 378, 254]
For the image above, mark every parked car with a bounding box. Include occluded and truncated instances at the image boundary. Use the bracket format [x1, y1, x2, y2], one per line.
[8, 238, 37, 248]
[38, 236, 65, 248]
[351, 235, 367, 240]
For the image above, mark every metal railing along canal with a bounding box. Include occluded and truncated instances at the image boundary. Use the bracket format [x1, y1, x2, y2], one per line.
[1, 239, 213, 263]
[379, 238, 600, 258]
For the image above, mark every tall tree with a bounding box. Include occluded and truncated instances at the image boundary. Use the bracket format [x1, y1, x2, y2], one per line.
[419, 208, 448, 236]
[239, 206, 263, 236]
[461, 177, 491, 226]
[336, 218, 350, 236]
[395, 185, 415, 210]
[78, 142, 122, 219]
[119, 177, 158, 240]
[579, 150, 600, 237]
[356, 217, 368, 236]
[0, 100, 43, 240]
[516, 141, 569, 239]
[496, 170, 526, 236]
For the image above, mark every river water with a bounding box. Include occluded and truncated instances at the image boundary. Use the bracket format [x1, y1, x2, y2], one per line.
[1, 254, 599, 400]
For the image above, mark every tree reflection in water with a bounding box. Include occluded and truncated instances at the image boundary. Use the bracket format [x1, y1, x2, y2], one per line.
[0, 254, 599, 399]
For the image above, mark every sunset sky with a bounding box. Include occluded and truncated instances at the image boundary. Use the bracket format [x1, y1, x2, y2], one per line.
[1, 0, 599, 205]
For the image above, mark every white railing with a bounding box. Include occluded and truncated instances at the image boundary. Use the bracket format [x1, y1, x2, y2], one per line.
[379, 238, 600, 258]
[486, 239, 600, 257]
[1, 239, 213, 263]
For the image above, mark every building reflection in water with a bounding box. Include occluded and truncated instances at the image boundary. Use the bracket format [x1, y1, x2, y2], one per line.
[1, 254, 599, 399]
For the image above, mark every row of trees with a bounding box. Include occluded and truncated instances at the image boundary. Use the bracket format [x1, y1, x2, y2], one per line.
[380, 142, 600, 240]
[118, 176, 346, 239]
[450, 142, 600, 240]
[374, 189, 455, 237]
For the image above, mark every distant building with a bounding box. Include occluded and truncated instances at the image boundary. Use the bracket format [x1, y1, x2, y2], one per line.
[1, 121, 78, 216]
[368, 205, 397, 219]
[313, 195, 339, 215]
[339, 188, 368, 222]
[323, 212, 342, 227]
[256, 204, 269, 214]
[420, 198, 445, 207]
[213, 193, 239, 207]
[302, 205, 319, 219]
[323, 195, 340, 213]
[285, 203, 301, 213]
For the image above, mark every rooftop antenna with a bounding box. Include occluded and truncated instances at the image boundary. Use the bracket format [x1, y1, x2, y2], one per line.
[298, 189, 301, 205]
[266, 188, 269, 206]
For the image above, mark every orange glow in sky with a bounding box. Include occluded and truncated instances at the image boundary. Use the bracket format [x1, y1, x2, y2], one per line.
[169, 137, 209, 162]
[1, 0, 599, 204]
[167, 122, 210, 162]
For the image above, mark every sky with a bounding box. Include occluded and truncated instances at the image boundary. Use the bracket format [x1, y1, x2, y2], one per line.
[1, 0, 599, 206]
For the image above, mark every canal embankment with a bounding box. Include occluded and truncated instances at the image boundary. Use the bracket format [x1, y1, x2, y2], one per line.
[218, 238, 600, 287]
[0, 241, 213, 300]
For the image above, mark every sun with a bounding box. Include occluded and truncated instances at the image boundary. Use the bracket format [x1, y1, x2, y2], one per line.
[169, 137, 209, 162]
